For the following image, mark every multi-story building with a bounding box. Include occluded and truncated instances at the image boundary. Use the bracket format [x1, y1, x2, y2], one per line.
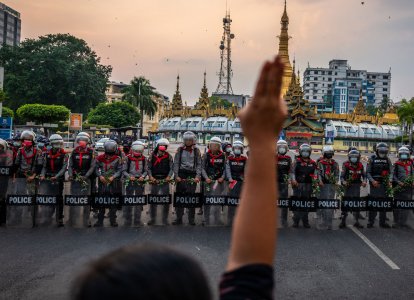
[105, 81, 129, 103]
[0, 2, 21, 88]
[303, 59, 391, 113]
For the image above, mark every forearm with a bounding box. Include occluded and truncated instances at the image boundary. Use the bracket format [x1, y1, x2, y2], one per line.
[227, 143, 278, 271]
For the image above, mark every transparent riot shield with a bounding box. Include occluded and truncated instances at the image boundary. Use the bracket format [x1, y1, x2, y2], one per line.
[173, 179, 202, 225]
[0, 166, 11, 226]
[202, 180, 227, 226]
[147, 181, 172, 226]
[91, 181, 121, 227]
[225, 180, 243, 226]
[121, 180, 146, 227]
[316, 183, 340, 230]
[290, 183, 316, 228]
[392, 184, 414, 228]
[35, 180, 61, 227]
[340, 183, 369, 228]
[64, 180, 91, 228]
[277, 181, 291, 228]
[6, 178, 35, 228]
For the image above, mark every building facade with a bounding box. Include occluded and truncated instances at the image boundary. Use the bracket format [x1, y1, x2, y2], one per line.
[303, 59, 391, 113]
[105, 81, 129, 103]
[0, 2, 21, 88]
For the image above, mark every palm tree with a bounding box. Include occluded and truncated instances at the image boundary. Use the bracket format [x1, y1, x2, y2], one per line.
[123, 76, 159, 138]
[397, 98, 414, 147]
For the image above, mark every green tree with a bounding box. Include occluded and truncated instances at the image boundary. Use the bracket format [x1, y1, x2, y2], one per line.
[87, 102, 140, 128]
[16, 104, 70, 124]
[397, 98, 414, 147]
[0, 34, 112, 114]
[209, 96, 232, 109]
[1, 107, 14, 118]
[122, 76, 158, 137]
[366, 105, 378, 116]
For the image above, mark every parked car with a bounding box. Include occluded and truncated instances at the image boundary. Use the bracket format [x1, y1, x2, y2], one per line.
[95, 137, 110, 151]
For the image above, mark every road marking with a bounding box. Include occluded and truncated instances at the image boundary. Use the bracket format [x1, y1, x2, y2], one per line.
[348, 225, 400, 270]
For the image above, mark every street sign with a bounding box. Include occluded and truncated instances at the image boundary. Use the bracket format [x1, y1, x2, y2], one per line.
[0, 117, 12, 139]
[69, 113, 82, 130]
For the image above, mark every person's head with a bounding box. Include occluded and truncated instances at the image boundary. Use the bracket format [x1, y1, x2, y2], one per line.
[222, 142, 232, 154]
[103, 140, 117, 155]
[72, 244, 211, 300]
[20, 130, 36, 149]
[76, 132, 91, 149]
[183, 131, 196, 147]
[376, 142, 389, 158]
[208, 136, 222, 153]
[155, 138, 169, 154]
[131, 141, 145, 156]
[348, 146, 358, 153]
[277, 139, 288, 155]
[348, 149, 360, 164]
[12, 133, 21, 148]
[299, 143, 312, 159]
[232, 140, 244, 156]
[49, 134, 64, 151]
[398, 146, 410, 161]
[322, 145, 334, 159]
[0, 139, 7, 152]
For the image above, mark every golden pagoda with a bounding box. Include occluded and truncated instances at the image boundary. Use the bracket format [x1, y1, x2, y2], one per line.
[278, 0, 293, 96]
[283, 60, 324, 144]
[171, 75, 183, 114]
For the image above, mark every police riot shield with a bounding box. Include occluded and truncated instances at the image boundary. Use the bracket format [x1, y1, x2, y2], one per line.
[277, 181, 291, 228]
[147, 181, 172, 226]
[6, 178, 35, 228]
[290, 183, 317, 228]
[64, 180, 91, 228]
[121, 180, 147, 227]
[225, 180, 243, 226]
[173, 179, 202, 225]
[316, 183, 340, 230]
[202, 180, 227, 226]
[35, 180, 61, 227]
[340, 183, 369, 227]
[392, 183, 414, 228]
[91, 181, 122, 227]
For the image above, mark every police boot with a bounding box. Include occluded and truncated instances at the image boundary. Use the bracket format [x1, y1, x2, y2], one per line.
[367, 223, 374, 228]
[57, 218, 64, 227]
[172, 218, 183, 225]
[147, 219, 155, 226]
[110, 221, 118, 227]
[339, 220, 346, 229]
[94, 220, 103, 227]
[380, 223, 390, 229]
[353, 222, 363, 229]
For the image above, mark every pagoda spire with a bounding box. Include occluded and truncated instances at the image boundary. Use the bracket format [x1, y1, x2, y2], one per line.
[278, 0, 293, 96]
[197, 71, 210, 110]
[171, 74, 183, 113]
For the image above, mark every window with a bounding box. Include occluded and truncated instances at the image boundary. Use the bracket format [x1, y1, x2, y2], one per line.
[313, 96, 317, 99]
[383, 88, 388, 91]
[383, 75, 389, 79]
[383, 82, 388, 85]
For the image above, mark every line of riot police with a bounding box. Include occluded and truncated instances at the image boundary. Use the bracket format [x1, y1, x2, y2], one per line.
[276, 140, 414, 230]
[0, 129, 413, 229]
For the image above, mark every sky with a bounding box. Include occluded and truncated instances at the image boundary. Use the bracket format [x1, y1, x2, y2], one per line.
[5, 0, 414, 105]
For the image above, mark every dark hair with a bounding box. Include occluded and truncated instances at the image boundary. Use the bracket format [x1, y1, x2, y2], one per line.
[72, 244, 211, 300]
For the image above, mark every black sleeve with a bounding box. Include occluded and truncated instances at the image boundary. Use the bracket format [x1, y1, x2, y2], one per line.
[219, 264, 274, 300]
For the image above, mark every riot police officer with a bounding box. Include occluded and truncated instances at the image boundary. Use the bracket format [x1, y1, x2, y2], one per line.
[147, 138, 173, 226]
[40, 134, 68, 226]
[173, 131, 202, 225]
[0, 139, 13, 225]
[392, 146, 413, 229]
[366, 142, 392, 228]
[202, 136, 226, 226]
[68, 132, 96, 227]
[276, 139, 291, 228]
[290, 143, 317, 228]
[225, 140, 248, 225]
[317, 145, 339, 230]
[95, 140, 123, 227]
[122, 140, 147, 226]
[339, 149, 367, 229]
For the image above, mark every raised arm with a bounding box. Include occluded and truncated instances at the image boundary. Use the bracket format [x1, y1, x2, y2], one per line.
[226, 56, 286, 271]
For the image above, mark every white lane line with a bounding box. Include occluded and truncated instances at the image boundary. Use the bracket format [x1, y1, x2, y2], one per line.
[348, 225, 400, 270]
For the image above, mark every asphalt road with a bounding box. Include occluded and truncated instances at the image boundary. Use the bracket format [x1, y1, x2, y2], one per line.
[1, 147, 412, 299]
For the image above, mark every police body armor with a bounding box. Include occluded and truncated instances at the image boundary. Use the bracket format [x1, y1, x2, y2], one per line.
[204, 150, 225, 180]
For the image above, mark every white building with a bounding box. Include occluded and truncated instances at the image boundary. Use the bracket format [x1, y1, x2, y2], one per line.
[303, 59, 391, 113]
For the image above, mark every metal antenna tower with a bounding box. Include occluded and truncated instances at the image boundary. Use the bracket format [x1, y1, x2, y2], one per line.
[215, 7, 235, 95]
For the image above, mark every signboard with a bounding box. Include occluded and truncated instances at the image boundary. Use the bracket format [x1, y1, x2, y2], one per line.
[325, 130, 334, 144]
[278, 129, 286, 140]
[0, 117, 12, 139]
[69, 113, 83, 130]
